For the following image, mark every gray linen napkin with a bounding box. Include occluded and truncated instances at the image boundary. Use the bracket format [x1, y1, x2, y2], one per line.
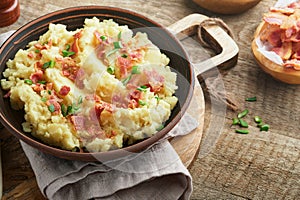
[21, 112, 197, 200]
[1, 31, 199, 200]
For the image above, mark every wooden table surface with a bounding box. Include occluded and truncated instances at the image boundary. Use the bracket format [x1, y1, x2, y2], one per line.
[1, 0, 300, 199]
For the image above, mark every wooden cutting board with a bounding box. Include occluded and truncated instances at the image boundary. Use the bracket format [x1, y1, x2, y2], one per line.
[0, 13, 238, 199]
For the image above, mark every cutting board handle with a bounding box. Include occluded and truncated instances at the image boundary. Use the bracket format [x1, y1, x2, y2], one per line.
[167, 14, 239, 76]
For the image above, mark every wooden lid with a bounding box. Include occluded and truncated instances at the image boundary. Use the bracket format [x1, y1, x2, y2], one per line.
[0, 0, 20, 27]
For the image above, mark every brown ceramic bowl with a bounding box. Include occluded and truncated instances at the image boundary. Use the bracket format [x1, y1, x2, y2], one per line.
[0, 6, 194, 161]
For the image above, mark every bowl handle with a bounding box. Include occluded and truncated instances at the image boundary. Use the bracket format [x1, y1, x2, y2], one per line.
[167, 14, 239, 77]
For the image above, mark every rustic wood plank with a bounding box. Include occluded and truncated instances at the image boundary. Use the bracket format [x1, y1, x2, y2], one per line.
[1, 0, 300, 199]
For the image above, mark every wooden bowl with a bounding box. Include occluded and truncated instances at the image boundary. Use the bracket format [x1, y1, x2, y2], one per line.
[0, 0, 20, 27]
[0, 6, 194, 161]
[252, 22, 300, 84]
[193, 0, 261, 15]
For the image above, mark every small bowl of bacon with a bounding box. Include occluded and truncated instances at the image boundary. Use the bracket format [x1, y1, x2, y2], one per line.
[252, 0, 300, 84]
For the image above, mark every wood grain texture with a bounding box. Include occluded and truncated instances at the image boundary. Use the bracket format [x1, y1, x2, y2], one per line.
[1, 0, 300, 199]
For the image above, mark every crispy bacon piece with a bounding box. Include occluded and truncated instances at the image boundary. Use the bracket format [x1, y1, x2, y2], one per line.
[270, 7, 295, 15]
[46, 98, 61, 115]
[272, 42, 293, 60]
[117, 57, 132, 78]
[283, 59, 300, 70]
[59, 86, 70, 96]
[144, 70, 164, 93]
[30, 70, 43, 83]
[94, 30, 103, 43]
[260, 25, 282, 47]
[263, 12, 288, 26]
[70, 115, 85, 130]
[27, 52, 34, 58]
[71, 31, 82, 54]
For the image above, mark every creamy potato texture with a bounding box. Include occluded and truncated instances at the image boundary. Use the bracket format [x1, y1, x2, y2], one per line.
[1, 18, 178, 152]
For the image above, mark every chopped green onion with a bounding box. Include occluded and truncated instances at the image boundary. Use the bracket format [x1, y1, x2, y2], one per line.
[43, 60, 55, 69]
[113, 41, 123, 49]
[156, 124, 164, 131]
[246, 96, 257, 102]
[260, 124, 270, 132]
[137, 85, 148, 92]
[38, 80, 47, 84]
[254, 116, 262, 124]
[48, 90, 52, 95]
[118, 31, 122, 40]
[78, 96, 83, 105]
[100, 35, 107, 41]
[121, 54, 128, 58]
[24, 79, 33, 85]
[67, 105, 74, 114]
[155, 96, 162, 101]
[41, 97, 47, 102]
[35, 49, 40, 53]
[61, 104, 67, 117]
[138, 100, 147, 106]
[238, 109, 249, 118]
[235, 129, 249, 134]
[232, 118, 239, 125]
[122, 74, 132, 85]
[131, 65, 140, 74]
[62, 50, 75, 57]
[257, 122, 263, 128]
[48, 104, 55, 113]
[65, 44, 71, 51]
[239, 119, 248, 128]
[107, 66, 115, 75]
[106, 49, 119, 57]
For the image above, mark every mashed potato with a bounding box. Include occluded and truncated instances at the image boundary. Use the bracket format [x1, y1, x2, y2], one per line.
[1, 18, 178, 152]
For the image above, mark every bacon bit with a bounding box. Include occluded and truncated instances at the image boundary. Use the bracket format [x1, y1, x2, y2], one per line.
[94, 104, 104, 119]
[74, 68, 85, 89]
[59, 86, 71, 96]
[46, 83, 53, 90]
[71, 31, 82, 54]
[70, 115, 85, 130]
[30, 70, 44, 83]
[27, 52, 34, 59]
[130, 90, 142, 100]
[129, 51, 142, 61]
[144, 70, 164, 93]
[94, 30, 103, 43]
[3, 91, 11, 98]
[34, 43, 45, 50]
[85, 94, 101, 102]
[46, 99, 61, 115]
[117, 57, 132, 78]
[34, 62, 43, 71]
[128, 99, 138, 109]
[32, 83, 45, 93]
